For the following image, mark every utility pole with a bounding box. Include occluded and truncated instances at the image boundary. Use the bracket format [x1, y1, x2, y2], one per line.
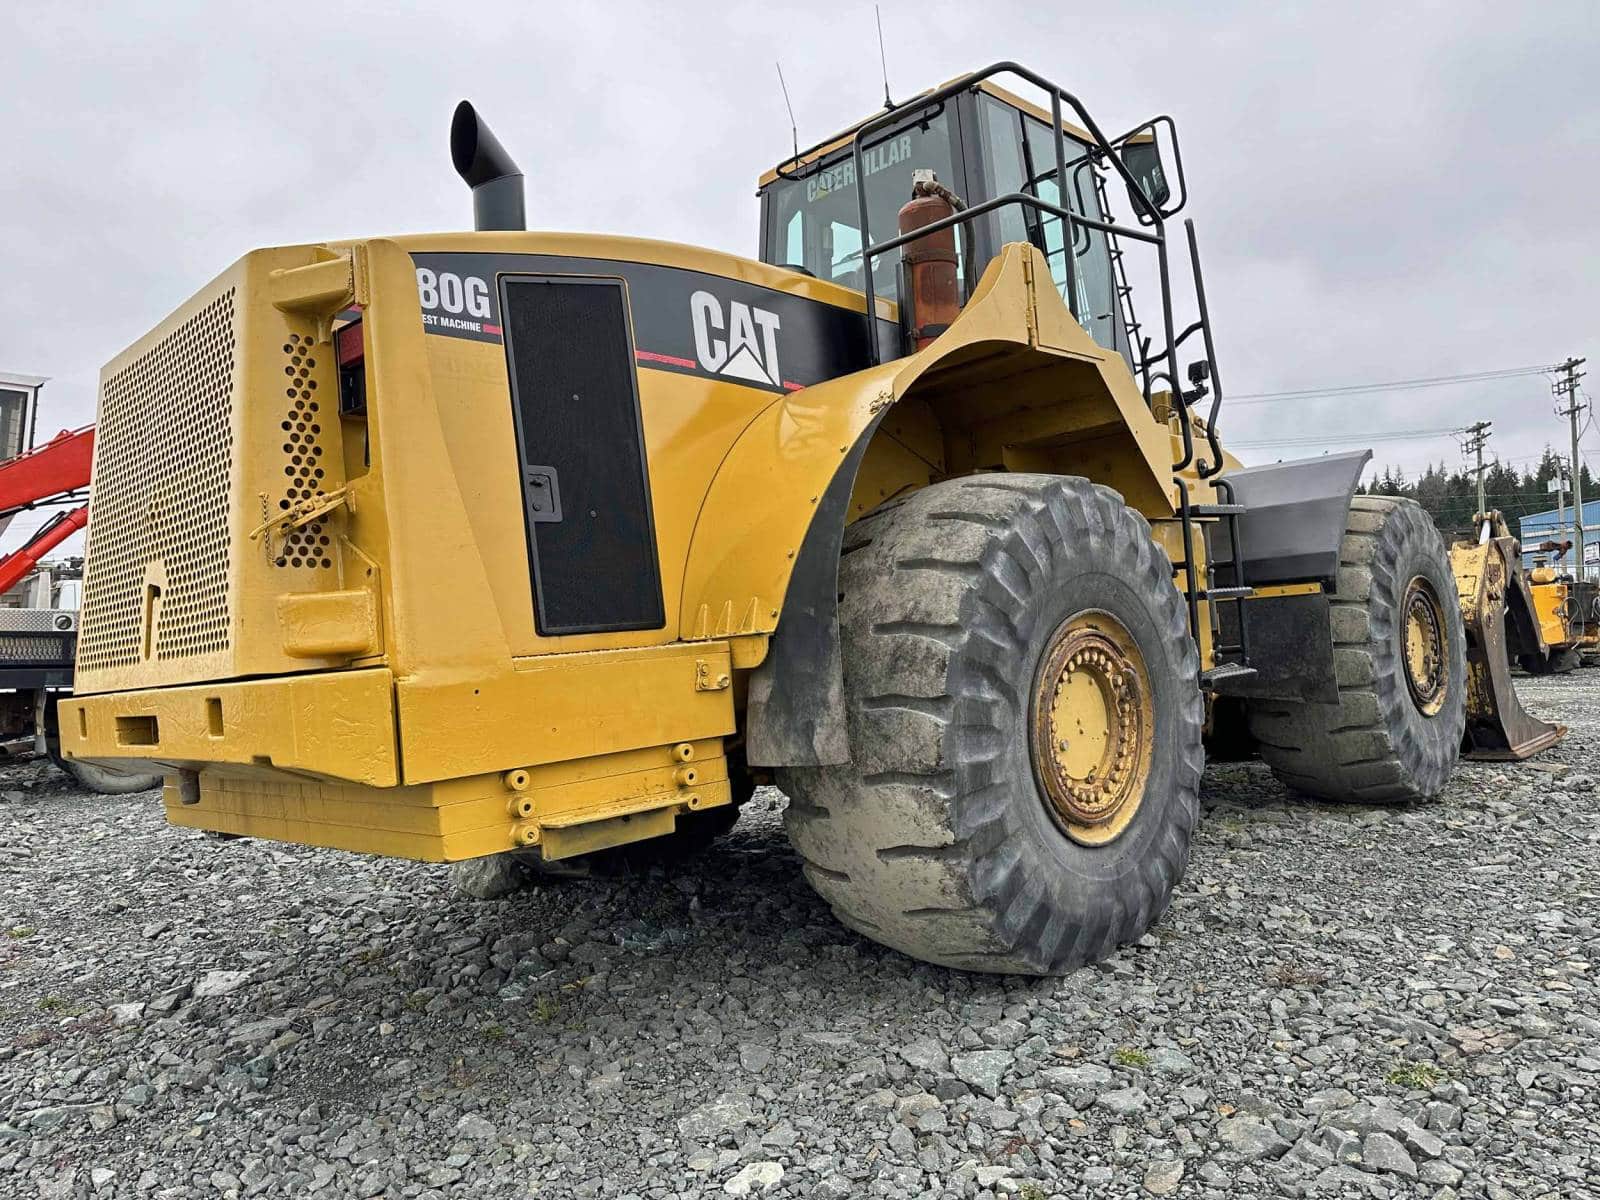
[1463, 420, 1492, 520]
[1551, 460, 1568, 555]
[1555, 357, 1587, 579]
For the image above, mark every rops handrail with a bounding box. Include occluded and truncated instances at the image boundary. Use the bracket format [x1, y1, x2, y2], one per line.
[844, 62, 1198, 478]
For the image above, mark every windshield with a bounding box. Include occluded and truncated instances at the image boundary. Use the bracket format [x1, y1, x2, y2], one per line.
[762, 105, 963, 304]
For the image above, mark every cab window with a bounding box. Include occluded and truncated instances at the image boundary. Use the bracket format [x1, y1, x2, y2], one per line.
[762, 105, 964, 304]
[977, 95, 1123, 355]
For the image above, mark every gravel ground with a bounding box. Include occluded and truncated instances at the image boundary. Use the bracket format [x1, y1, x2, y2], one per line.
[2, 674, 1597, 1200]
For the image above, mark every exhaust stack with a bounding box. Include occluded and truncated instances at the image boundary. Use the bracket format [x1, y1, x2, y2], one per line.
[451, 101, 525, 232]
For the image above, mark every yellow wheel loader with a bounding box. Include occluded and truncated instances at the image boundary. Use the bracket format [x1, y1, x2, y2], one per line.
[64, 63, 1518, 974]
[1521, 553, 1600, 674]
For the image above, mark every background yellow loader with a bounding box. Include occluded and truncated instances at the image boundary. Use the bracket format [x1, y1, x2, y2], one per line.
[1522, 551, 1600, 674]
[61, 63, 1505, 974]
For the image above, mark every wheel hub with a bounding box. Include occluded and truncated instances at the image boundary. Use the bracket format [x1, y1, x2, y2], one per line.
[1401, 576, 1448, 717]
[1031, 612, 1154, 847]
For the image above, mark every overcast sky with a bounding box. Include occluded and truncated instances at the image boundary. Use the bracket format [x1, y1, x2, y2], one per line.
[4, 1, 1598, 553]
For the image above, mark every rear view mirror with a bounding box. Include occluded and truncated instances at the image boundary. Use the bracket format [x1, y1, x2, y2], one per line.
[1122, 137, 1171, 212]
[1112, 116, 1187, 222]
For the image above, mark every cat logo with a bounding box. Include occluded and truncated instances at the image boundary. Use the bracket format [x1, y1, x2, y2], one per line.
[690, 290, 783, 389]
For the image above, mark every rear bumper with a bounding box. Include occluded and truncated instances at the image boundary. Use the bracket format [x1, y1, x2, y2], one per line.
[59, 668, 398, 787]
[56, 643, 741, 862]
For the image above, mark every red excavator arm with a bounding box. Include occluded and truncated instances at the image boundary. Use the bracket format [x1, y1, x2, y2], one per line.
[0, 505, 89, 595]
[0, 426, 94, 517]
[0, 425, 96, 594]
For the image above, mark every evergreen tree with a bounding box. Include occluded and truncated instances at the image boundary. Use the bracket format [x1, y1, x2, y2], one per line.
[1364, 445, 1573, 541]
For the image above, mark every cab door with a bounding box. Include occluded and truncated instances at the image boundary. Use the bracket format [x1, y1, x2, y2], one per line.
[967, 92, 1129, 363]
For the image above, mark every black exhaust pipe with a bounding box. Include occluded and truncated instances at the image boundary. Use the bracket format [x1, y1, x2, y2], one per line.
[451, 101, 525, 232]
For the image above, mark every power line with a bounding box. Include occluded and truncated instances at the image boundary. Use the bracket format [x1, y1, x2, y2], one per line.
[1409, 491, 1568, 500]
[1382, 444, 1568, 467]
[1231, 426, 1462, 450]
[1343, 435, 1584, 481]
[1372, 460, 1585, 483]
[1229, 363, 1558, 406]
[1233, 364, 1557, 403]
[1488, 450, 1570, 467]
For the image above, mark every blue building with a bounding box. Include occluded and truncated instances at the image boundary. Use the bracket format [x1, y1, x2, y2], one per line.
[1519, 498, 1600, 577]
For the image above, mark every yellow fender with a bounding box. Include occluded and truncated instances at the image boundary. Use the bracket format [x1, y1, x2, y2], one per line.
[679, 242, 1178, 765]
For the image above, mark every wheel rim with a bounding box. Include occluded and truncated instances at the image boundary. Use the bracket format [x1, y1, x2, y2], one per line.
[1401, 575, 1448, 717]
[1030, 611, 1155, 847]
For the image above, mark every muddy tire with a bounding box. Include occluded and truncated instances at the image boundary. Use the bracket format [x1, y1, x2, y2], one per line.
[778, 475, 1203, 975]
[1518, 647, 1580, 675]
[55, 757, 163, 795]
[1247, 496, 1465, 802]
[42, 699, 163, 795]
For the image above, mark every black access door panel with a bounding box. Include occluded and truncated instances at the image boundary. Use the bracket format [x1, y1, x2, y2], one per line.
[500, 275, 665, 635]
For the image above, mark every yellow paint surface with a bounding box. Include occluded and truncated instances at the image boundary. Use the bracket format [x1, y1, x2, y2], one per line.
[71, 207, 1244, 857]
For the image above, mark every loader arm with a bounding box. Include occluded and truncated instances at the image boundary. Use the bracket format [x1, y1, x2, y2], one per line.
[1451, 522, 1565, 760]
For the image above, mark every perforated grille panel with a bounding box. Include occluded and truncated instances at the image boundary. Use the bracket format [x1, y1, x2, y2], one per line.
[78, 288, 238, 672]
[0, 634, 71, 663]
[272, 331, 336, 571]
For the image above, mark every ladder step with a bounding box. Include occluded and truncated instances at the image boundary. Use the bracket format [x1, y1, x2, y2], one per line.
[1196, 586, 1252, 600]
[1187, 503, 1245, 517]
[1200, 662, 1257, 689]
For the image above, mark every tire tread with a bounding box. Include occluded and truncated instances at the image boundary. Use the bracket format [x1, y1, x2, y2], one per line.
[1246, 496, 1464, 803]
[780, 475, 1203, 974]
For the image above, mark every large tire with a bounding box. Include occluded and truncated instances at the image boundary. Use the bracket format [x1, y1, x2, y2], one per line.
[778, 475, 1204, 975]
[56, 757, 163, 795]
[41, 697, 164, 795]
[1246, 496, 1465, 802]
[1518, 647, 1580, 675]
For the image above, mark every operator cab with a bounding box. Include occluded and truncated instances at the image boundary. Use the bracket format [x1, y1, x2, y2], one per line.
[757, 80, 1156, 365]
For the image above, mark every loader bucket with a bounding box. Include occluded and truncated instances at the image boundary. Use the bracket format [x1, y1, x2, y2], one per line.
[1450, 535, 1566, 761]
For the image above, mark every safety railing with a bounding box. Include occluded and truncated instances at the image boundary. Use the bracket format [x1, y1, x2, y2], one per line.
[836, 62, 1245, 668]
[843, 64, 1206, 466]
